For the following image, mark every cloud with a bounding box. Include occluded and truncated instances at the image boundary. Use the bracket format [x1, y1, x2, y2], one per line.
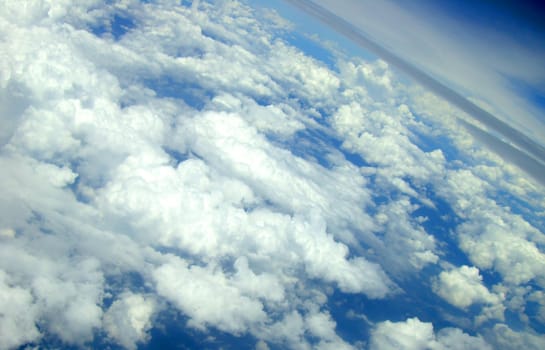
[0, 230, 105, 345]
[432, 265, 506, 325]
[458, 220, 545, 287]
[436, 169, 545, 288]
[256, 339, 270, 350]
[1, 0, 545, 348]
[485, 324, 545, 350]
[369, 317, 492, 350]
[0, 270, 40, 349]
[310, 0, 545, 137]
[332, 93, 446, 195]
[154, 257, 268, 334]
[103, 292, 157, 350]
[433, 265, 502, 309]
[304, 310, 355, 350]
[286, 0, 545, 185]
[374, 197, 438, 274]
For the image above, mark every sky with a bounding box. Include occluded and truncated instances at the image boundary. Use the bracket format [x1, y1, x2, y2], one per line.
[0, 0, 544, 349]
[308, 0, 545, 138]
[283, 0, 545, 186]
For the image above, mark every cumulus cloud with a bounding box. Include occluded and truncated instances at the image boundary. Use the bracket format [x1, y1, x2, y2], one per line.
[302, 0, 545, 156]
[369, 317, 492, 350]
[103, 292, 157, 350]
[1, 0, 545, 348]
[432, 265, 505, 325]
[436, 169, 545, 288]
[433, 265, 502, 309]
[457, 218, 545, 287]
[0, 270, 40, 349]
[486, 324, 545, 350]
[332, 96, 446, 199]
[374, 197, 438, 273]
[154, 257, 267, 334]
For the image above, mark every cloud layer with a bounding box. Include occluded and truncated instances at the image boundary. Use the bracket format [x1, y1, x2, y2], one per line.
[0, 0, 544, 349]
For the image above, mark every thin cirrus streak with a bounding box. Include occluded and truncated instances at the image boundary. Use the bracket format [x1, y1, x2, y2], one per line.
[284, 0, 545, 185]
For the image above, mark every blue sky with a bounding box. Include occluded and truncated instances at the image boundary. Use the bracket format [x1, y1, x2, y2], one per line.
[0, 1, 544, 349]
[283, 0, 545, 185]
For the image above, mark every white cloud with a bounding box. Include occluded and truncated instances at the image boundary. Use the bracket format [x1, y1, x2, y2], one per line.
[332, 98, 446, 199]
[304, 310, 355, 350]
[2, 0, 545, 348]
[0, 236, 105, 345]
[311, 0, 545, 144]
[103, 292, 157, 350]
[410, 88, 545, 205]
[256, 339, 271, 350]
[369, 317, 492, 350]
[97, 142, 392, 298]
[528, 290, 545, 325]
[254, 309, 355, 350]
[23, 254, 104, 345]
[154, 256, 268, 334]
[207, 93, 305, 137]
[0, 270, 40, 349]
[434, 327, 493, 350]
[266, 40, 341, 103]
[374, 197, 438, 273]
[486, 324, 545, 350]
[0, 228, 16, 239]
[457, 219, 545, 287]
[433, 265, 502, 309]
[433, 169, 545, 289]
[232, 257, 285, 303]
[182, 111, 373, 226]
[262, 311, 307, 348]
[369, 317, 435, 350]
[0, 0, 424, 347]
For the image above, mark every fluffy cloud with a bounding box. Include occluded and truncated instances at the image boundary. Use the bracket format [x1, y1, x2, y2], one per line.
[311, 0, 545, 146]
[433, 265, 502, 309]
[457, 218, 545, 287]
[437, 169, 545, 288]
[333, 100, 446, 186]
[369, 317, 492, 350]
[0, 270, 40, 349]
[103, 292, 157, 350]
[374, 197, 438, 274]
[486, 324, 545, 350]
[96, 137, 392, 298]
[0, 239, 105, 345]
[1, 0, 544, 348]
[154, 257, 268, 334]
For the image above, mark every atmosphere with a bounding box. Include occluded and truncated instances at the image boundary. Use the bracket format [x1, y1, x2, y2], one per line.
[0, 1, 544, 349]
